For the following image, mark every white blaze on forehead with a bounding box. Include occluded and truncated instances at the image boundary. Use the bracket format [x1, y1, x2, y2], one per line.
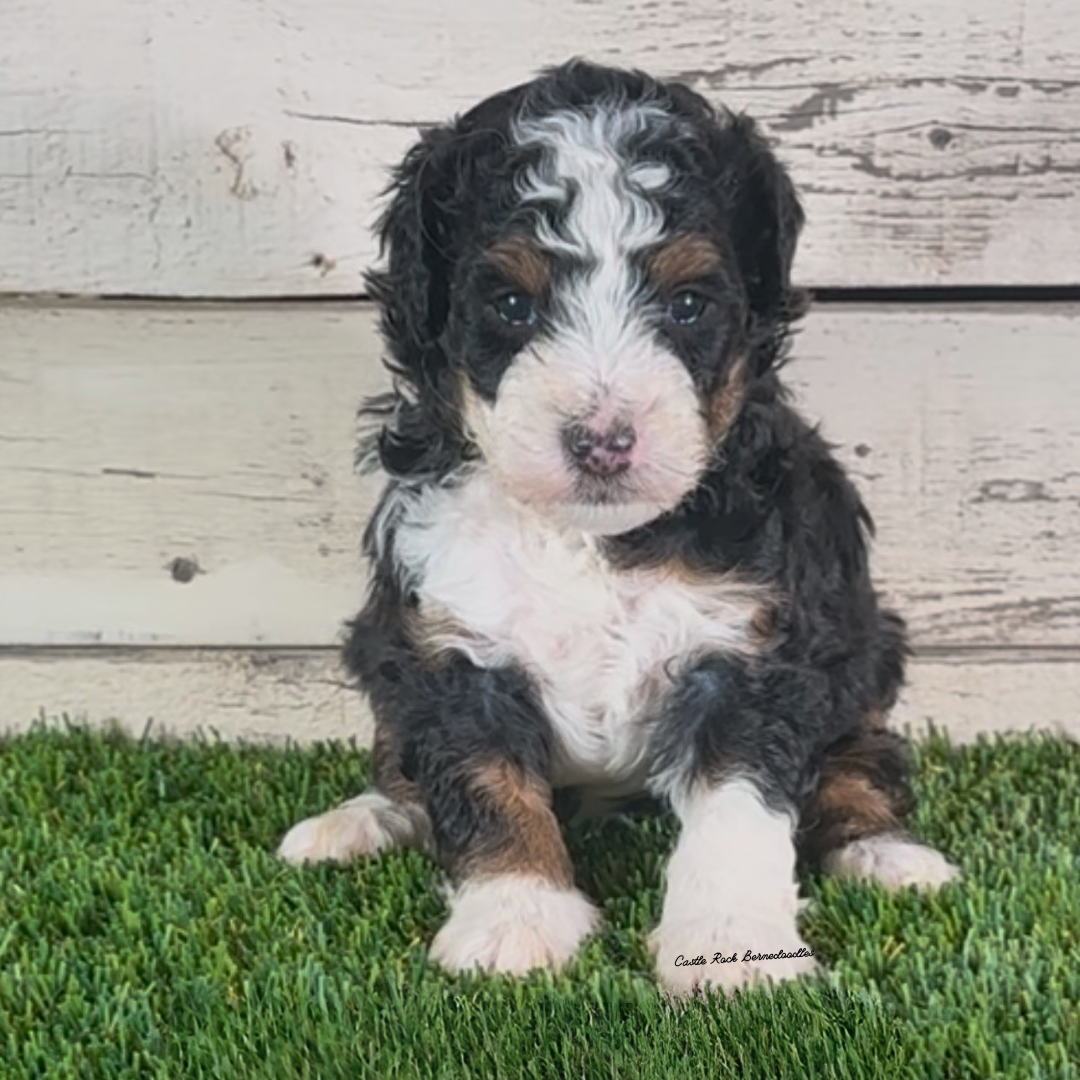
[512, 104, 672, 263]
[509, 104, 679, 394]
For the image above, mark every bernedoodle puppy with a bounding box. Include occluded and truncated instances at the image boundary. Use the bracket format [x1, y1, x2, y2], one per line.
[278, 59, 958, 999]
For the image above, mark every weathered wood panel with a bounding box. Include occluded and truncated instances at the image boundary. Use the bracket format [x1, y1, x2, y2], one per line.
[788, 306, 1080, 648]
[0, 648, 369, 746]
[1, 0, 1078, 296]
[2, 300, 1078, 650]
[2, 648, 1075, 746]
[0, 302, 372, 645]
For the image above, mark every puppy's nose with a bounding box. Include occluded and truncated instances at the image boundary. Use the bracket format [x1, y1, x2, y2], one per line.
[561, 421, 637, 478]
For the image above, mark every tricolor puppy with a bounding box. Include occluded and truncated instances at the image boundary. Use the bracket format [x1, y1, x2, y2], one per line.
[279, 60, 958, 998]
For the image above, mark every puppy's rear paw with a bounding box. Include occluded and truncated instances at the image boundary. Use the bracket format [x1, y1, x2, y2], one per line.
[430, 874, 599, 976]
[825, 833, 959, 891]
[277, 792, 426, 865]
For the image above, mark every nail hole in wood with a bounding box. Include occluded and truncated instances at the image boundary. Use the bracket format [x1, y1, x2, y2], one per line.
[169, 556, 201, 583]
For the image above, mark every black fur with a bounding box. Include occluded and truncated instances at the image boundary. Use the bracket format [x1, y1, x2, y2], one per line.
[359, 58, 805, 481]
[610, 381, 910, 824]
[344, 564, 561, 883]
[345, 58, 913, 877]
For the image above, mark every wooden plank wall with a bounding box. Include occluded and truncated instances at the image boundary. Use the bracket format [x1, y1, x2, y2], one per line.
[1, 1, 1078, 744]
[2, 0, 1079, 296]
[2, 302, 1077, 743]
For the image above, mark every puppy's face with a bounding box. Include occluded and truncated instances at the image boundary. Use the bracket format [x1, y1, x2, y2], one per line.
[450, 108, 752, 535]
[368, 64, 803, 535]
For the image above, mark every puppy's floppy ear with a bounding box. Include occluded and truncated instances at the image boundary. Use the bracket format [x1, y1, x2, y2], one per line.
[358, 126, 466, 480]
[366, 82, 528, 374]
[710, 113, 806, 374]
[365, 124, 463, 377]
[361, 91, 525, 479]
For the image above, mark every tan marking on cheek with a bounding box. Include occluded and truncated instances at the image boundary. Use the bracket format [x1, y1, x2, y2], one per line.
[863, 709, 887, 731]
[705, 354, 749, 443]
[485, 235, 551, 296]
[648, 234, 723, 289]
[749, 602, 778, 649]
[466, 761, 573, 887]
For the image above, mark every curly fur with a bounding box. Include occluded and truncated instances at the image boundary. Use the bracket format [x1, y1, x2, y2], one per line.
[280, 59, 957, 993]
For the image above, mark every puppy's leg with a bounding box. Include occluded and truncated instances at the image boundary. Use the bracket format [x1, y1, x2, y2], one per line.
[277, 722, 433, 865]
[428, 757, 599, 976]
[339, 603, 598, 974]
[649, 774, 818, 999]
[647, 659, 823, 999]
[801, 722, 959, 891]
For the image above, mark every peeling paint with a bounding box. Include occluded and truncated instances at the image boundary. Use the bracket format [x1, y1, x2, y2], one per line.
[3, 4, 1080, 293]
[673, 55, 814, 87]
[102, 466, 157, 480]
[975, 479, 1057, 504]
[215, 127, 259, 200]
[772, 83, 858, 132]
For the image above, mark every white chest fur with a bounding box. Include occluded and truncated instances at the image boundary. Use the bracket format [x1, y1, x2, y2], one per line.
[387, 472, 764, 786]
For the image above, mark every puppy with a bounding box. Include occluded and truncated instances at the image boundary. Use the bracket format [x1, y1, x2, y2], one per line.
[279, 59, 958, 998]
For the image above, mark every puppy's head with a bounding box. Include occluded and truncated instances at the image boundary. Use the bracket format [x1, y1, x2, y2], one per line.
[366, 59, 804, 535]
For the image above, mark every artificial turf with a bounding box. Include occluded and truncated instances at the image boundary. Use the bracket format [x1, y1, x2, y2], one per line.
[0, 722, 1077, 1080]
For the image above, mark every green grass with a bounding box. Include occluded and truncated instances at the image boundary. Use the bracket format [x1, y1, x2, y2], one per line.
[0, 723, 1077, 1080]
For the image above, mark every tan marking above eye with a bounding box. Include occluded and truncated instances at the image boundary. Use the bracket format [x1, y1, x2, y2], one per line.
[705, 354, 749, 442]
[485, 236, 551, 296]
[648, 234, 723, 289]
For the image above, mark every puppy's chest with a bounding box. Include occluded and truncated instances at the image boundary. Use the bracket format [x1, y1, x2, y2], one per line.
[394, 480, 763, 781]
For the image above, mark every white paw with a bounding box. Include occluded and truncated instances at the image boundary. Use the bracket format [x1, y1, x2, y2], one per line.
[430, 874, 599, 976]
[825, 833, 959, 891]
[277, 792, 427, 865]
[652, 900, 819, 1000]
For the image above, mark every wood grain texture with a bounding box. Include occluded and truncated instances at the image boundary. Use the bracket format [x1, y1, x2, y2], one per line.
[787, 306, 1080, 648]
[2, 648, 1075, 746]
[0, 302, 373, 645]
[0, 648, 370, 746]
[2, 0, 1078, 296]
[2, 300, 1078, 650]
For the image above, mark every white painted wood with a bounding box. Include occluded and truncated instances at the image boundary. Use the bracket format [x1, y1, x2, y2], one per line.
[2, 648, 1075, 746]
[787, 307, 1080, 648]
[1, 301, 1078, 651]
[0, 648, 370, 746]
[2, 0, 1078, 296]
[0, 301, 375, 645]
[894, 650, 1080, 744]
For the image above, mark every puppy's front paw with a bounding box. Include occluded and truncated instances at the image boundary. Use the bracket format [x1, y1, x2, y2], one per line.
[430, 874, 599, 976]
[651, 901, 819, 1000]
[825, 833, 959, 891]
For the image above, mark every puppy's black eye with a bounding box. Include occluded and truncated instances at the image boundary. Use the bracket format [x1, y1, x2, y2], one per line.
[667, 290, 709, 326]
[492, 291, 536, 327]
